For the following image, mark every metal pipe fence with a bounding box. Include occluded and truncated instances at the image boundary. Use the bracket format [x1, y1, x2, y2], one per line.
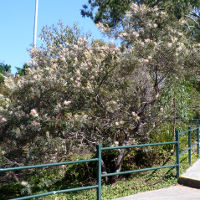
[176, 124, 200, 177]
[0, 124, 199, 200]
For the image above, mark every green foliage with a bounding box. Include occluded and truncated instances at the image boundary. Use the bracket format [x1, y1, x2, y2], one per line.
[0, 183, 24, 200]
[157, 80, 196, 122]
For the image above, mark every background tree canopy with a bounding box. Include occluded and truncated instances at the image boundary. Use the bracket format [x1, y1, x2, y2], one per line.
[81, 0, 200, 39]
[0, 63, 11, 84]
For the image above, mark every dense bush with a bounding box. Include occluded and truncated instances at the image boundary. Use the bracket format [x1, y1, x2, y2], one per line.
[0, 5, 200, 187]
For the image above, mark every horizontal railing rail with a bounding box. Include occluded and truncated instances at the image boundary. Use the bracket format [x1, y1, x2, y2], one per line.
[0, 124, 199, 200]
[179, 127, 199, 136]
[179, 143, 197, 156]
[0, 158, 99, 172]
[101, 164, 177, 177]
[9, 185, 99, 200]
[0, 153, 101, 200]
[101, 141, 177, 150]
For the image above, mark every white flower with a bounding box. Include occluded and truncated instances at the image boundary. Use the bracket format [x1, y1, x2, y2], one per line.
[145, 39, 151, 43]
[143, 59, 149, 64]
[1, 150, 6, 155]
[132, 112, 137, 117]
[115, 122, 119, 126]
[154, 6, 159, 12]
[76, 69, 81, 75]
[111, 101, 117, 105]
[119, 120, 125, 125]
[63, 100, 71, 106]
[153, 24, 158, 28]
[161, 11, 166, 16]
[132, 112, 140, 120]
[82, 114, 88, 119]
[172, 37, 178, 43]
[167, 43, 173, 48]
[178, 32, 183, 37]
[96, 22, 103, 28]
[131, 4, 139, 11]
[180, 19, 186, 24]
[140, 42, 145, 46]
[114, 141, 119, 146]
[21, 181, 29, 186]
[119, 32, 127, 37]
[132, 31, 139, 38]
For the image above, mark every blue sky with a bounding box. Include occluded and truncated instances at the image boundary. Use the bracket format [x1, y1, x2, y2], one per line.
[0, 0, 105, 74]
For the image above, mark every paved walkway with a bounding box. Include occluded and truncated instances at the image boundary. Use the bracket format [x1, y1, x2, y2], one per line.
[178, 159, 200, 188]
[182, 159, 200, 179]
[114, 159, 200, 200]
[114, 185, 200, 200]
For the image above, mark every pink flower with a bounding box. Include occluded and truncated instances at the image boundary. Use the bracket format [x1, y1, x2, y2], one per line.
[177, 46, 183, 51]
[30, 109, 38, 117]
[1, 117, 7, 122]
[32, 120, 40, 127]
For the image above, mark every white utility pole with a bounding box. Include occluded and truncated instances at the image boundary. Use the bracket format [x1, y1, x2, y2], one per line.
[33, 0, 39, 48]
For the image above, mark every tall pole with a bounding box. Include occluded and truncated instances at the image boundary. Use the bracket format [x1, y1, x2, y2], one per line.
[33, 0, 39, 48]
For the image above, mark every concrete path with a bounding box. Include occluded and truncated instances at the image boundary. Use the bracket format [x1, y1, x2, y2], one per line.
[178, 159, 200, 188]
[114, 185, 200, 200]
[114, 159, 200, 200]
[181, 159, 200, 179]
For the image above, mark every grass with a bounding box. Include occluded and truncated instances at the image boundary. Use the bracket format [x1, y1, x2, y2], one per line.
[38, 152, 199, 200]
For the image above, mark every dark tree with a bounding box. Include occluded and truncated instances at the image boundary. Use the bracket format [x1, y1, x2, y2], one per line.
[0, 63, 11, 83]
[81, 0, 200, 28]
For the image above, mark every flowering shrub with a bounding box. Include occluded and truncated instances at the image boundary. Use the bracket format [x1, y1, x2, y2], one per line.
[0, 6, 200, 179]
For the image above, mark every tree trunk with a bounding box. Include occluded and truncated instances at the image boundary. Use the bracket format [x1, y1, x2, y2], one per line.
[111, 123, 141, 183]
[111, 148, 126, 183]
[101, 158, 109, 183]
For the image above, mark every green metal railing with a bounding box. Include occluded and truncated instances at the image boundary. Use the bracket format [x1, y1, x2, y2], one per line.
[0, 124, 199, 200]
[176, 124, 200, 177]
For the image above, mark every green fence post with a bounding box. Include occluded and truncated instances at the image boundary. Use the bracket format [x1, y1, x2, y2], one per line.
[97, 144, 102, 200]
[175, 130, 180, 178]
[197, 124, 199, 157]
[188, 127, 191, 165]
